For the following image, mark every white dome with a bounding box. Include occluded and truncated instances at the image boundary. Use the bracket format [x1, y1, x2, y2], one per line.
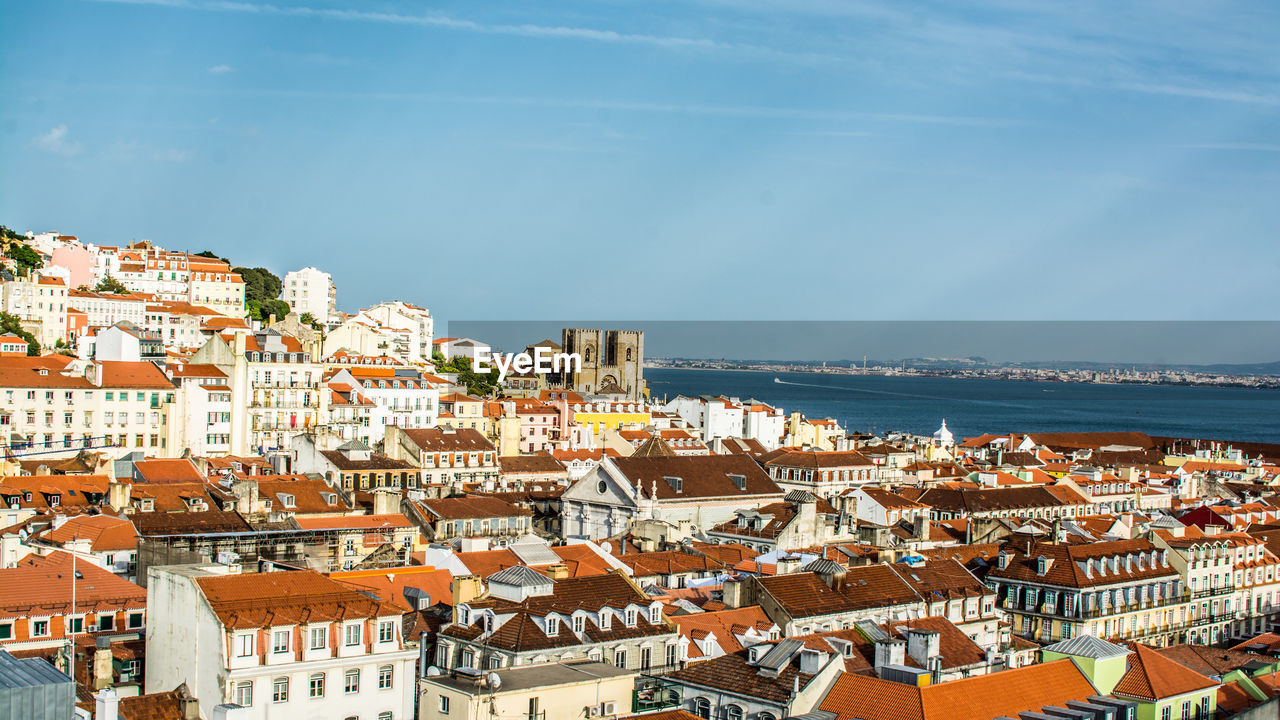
[933, 419, 954, 445]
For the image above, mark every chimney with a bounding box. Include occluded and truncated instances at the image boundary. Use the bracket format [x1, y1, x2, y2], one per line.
[94, 687, 119, 720]
[873, 638, 906, 671]
[450, 574, 484, 614]
[373, 490, 402, 515]
[93, 636, 114, 690]
[180, 697, 199, 720]
[107, 479, 131, 512]
[545, 563, 571, 580]
[905, 629, 940, 667]
[912, 514, 927, 541]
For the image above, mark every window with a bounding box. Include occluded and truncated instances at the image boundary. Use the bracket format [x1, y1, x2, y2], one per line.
[236, 633, 255, 657]
[128, 613, 143, 629]
[379, 714, 393, 720]
[573, 615, 585, 634]
[345, 623, 362, 646]
[310, 626, 327, 649]
[273, 630, 291, 653]
[345, 669, 360, 694]
[68, 616, 84, 634]
[309, 673, 326, 698]
[378, 665, 393, 689]
[666, 644, 678, 666]
[379, 620, 394, 643]
[725, 706, 744, 720]
[758, 714, 776, 720]
[1160, 707, 1170, 720]
[273, 677, 289, 703]
[614, 648, 627, 668]
[439, 696, 451, 714]
[649, 606, 661, 624]
[693, 698, 711, 719]
[0, 623, 11, 640]
[31, 619, 49, 637]
[234, 681, 253, 707]
[546, 616, 560, 636]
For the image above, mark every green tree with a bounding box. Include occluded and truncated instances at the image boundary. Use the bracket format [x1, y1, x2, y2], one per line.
[0, 311, 40, 356]
[94, 275, 131, 294]
[4, 243, 43, 276]
[298, 312, 322, 331]
[438, 355, 503, 397]
[247, 298, 290, 323]
[235, 266, 284, 305]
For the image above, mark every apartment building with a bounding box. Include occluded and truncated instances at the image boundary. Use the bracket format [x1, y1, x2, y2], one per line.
[987, 539, 1190, 647]
[438, 570, 680, 672]
[146, 566, 416, 720]
[560, 454, 784, 541]
[756, 448, 878, 499]
[326, 366, 439, 443]
[280, 266, 337, 323]
[385, 426, 499, 493]
[729, 558, 998, 643]
[1153, 522, 1280, 644]
[0, 552, 147, 652]
[66, 289, 150, 329]
[0, 274, 68, 348]
[165, 361, 233, 456]
[186, 258, 245, 316]
[191, 330, 324, 454]
[0, 354, 177, 457]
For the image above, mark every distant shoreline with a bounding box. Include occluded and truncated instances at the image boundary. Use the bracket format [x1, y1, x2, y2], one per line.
[644, 362, 1280, 391]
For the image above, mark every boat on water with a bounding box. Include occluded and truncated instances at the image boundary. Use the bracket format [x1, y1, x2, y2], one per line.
[774, 377, 783, 383]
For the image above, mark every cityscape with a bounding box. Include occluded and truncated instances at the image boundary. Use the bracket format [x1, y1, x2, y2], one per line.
[3, 2, 1280, 720]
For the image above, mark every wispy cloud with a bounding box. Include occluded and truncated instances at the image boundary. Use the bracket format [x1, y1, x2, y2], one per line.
[783, 130, 878, 137]
[91, 0, 842, 66]
[208, 63, 233, 74]
[32, 125, 83, 157]
[1115, 82, 1280, 107]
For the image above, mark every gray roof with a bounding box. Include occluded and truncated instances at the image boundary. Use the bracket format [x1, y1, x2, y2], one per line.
[754, 638, 803, 673]
[784, 489, 819, 504]
[801, 558, 846, 575]
[0, 650, 74, 689]
[1149, 514, 1183, 529]
[487, 565, 552, 587]
[337, 439, 371, 452]
[1041, 634, 1131, 659]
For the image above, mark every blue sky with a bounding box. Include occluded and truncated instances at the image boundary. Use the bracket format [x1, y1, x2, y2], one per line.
[2, 0, 1278, 325]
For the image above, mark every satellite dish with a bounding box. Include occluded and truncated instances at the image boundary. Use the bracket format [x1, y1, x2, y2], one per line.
[426, 666, 442, 677]
[487, 672, 502, 690]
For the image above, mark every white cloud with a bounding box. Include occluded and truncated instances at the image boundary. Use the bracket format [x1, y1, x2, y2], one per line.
[208, 64, 233, 74]
[32, 125, 83, 157]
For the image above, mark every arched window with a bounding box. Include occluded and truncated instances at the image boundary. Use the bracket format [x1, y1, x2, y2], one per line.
[626, 348, 633, 361]
[693, 698, 712, 719]
[725, 705, 744, 720]
[758, 713, 776, 720]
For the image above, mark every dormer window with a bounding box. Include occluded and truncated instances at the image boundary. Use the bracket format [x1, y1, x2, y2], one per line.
[648, 606, 661, 624]
[279, 493, 295, 508]
[572, 614, 585, 634]
[546, 616, 560, 636]
[625, 609, 637, 627]
[598, 611, 611, 630]
[664, 476, 683, 493]
[324, 493, 337, 505]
